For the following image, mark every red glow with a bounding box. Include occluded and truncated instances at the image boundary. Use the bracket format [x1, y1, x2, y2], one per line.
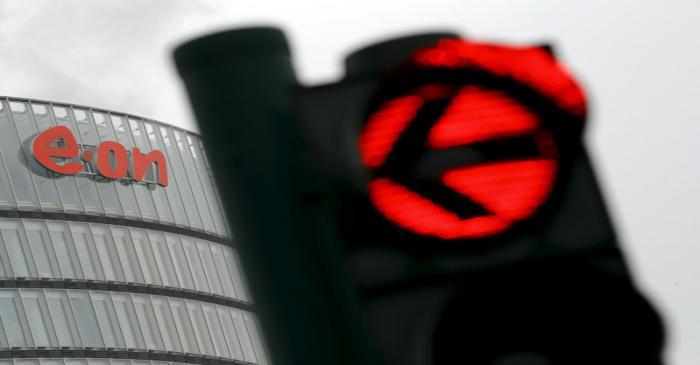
[415, 83, 454, 100]
[441, 159, 556, 221]
[412, 39, 586, 116]
[359, 95, 423, 168]
[359, 86, 559, 240]
[367, 159, 556, 240]
[358, 38, 577, 240]
[369, 178, 508, 239]
[428, 86, 539, 149]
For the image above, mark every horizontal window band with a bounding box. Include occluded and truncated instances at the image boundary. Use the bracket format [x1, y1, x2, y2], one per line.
[0, 209, 232, 246]
[0, 349, 252, 365]
[0, 279, 254, 312]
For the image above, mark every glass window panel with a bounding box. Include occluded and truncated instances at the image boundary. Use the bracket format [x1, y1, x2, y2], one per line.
[64, 359, 87, 365]
[187, 134, 228, 236]
[245, 312, 269, 365]
[201, 303, 230, 358]
[129, 119, 149, 156]
[106, 115, 140, 218]
[39, 359, 63, 365]
[90, 225, 123, 282]
[23, 220, 59, 278]
[46, 221, 82, 279]
[150, 296, 182, 353]
[21, 289, 56, 347]
[13, 102, 62, 210]
[33, 105, 84, 213]
[0, 318, 7, 347]
[69, 223, 103, 280]
[0, 290, 27, 346]
[134, 120, 174, 224]
[164, 234, 194, 290]
[9, 102, 25, 113]
[132, 184, 158, 220]
[60, 123, 99, 213]
[110, 226, 144, 283]
[160, 126, 202, 230]
[15, 359, 38, 365]
[224, 247, 249, 302]
[196, 239, 223, 296]
[145, 122, 188, 226]
[70, 107, 95, 143]
[47, 106, 85, 212]
[173, 130, 214, 233]
[92, 112, 110, 145]
[231, 308, 257, 362]
[111, 292, 145, 349]
[87, 359, 107, 365]
[126, 119, 158, 221]
[130, 229, 161, 286]
[69, 290, 104, 347]
[185, 300, 215, 356]
[181, 237, 208, 292]
[0, 242, 7, 278]
[210, 243, 237, 298]
[45, 289, 80, 347]
[147, 176, 175, 224]
[132, 294, 164, 350]
[218, 306, 244, 360]
[0, 222, 11, 278]
[91, 292, 124, 348]
[67, 111, 107, 215]
[0, 220, 34, 277]
[147, 231, 177, 288]
[167, 298, 198, 354]
[0, 101, 39, 208]
[109, 360, 130, 365]
[91, 112, 124, 216]
[0, 106, 17, 209]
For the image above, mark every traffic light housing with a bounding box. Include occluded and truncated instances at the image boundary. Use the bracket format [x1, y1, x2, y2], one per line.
[175, 28, 664, 365]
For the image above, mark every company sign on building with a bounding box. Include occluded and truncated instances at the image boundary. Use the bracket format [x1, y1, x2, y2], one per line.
[0, 97, 269, 365]
[33, 125, 169, 186]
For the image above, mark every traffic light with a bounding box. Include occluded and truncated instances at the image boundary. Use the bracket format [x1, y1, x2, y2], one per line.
[175, 28, 664, 365]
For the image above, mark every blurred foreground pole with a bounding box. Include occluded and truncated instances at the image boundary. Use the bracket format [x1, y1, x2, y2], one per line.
[174, 28, 375, 365]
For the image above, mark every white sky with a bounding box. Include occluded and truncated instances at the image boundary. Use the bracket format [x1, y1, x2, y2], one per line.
[1, 1, 698, 364]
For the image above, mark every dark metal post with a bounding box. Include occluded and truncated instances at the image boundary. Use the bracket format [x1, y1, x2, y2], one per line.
[174, 27, 375, 365]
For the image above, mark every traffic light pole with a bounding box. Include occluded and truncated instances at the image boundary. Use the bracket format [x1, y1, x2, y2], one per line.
[174, 27, 377, 365]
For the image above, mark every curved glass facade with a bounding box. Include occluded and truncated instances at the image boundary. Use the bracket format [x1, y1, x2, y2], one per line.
[0, 98, 229, 237]
[0, 97, 267, 365]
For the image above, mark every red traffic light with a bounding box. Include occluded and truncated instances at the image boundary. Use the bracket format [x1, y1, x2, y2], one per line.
[358, 39, 586, 240]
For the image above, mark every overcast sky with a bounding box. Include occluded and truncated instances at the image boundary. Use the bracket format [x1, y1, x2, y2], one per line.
[1, 1, 698, 363]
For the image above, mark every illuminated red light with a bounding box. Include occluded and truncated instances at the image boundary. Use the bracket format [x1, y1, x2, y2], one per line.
[412, 39, 586, 116]
[428, 86, 539, 149]
[441, 159, 556, 222]
[357, 38, 585, 240]
[359, 95, 423, 168]
[369, 178, 508, 239]
[360, 86, 558, 240]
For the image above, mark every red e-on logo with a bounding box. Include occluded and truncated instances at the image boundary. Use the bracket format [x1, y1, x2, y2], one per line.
[32, 125, 169, 187]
